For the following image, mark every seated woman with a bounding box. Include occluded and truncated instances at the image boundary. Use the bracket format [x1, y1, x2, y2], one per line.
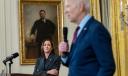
[33, 39, 61, 76]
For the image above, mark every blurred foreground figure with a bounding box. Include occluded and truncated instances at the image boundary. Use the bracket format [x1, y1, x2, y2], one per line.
[59, 0, 115, 76]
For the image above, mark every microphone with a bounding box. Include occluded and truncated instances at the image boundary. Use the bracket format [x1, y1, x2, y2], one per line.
[3, 52, 19, 65]
[62, 27, 69, 56]
[63, 27, 68, 42]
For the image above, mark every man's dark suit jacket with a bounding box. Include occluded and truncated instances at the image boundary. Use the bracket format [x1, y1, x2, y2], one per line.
[62, 17, 116, 76]
[31, 19, 56, 44]
[33, 53, 61, 76]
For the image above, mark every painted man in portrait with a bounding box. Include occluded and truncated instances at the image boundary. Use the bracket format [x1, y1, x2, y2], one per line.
[30, 9, 56, 56]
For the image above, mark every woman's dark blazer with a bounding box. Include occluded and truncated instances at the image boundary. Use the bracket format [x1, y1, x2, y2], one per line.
[33, 53, 61, 76]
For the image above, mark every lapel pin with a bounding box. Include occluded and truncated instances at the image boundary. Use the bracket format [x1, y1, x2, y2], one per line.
[84, 28, 87, 31]
[37, 69, 39, 72]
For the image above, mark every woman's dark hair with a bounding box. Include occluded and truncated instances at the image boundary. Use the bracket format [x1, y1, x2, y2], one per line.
[41, 38, 55, 57]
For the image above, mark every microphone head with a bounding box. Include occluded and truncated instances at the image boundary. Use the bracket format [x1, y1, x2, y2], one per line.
[12, 52, 19, 58]
[63, 27, 68, 42]
[63, 27, 68, 35]
[3, 52, 19, 65]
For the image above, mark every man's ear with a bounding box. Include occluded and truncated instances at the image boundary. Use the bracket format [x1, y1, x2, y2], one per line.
[80, 2, 85, 12]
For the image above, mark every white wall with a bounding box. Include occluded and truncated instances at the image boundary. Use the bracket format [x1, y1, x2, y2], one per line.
[0, 0, 76, 75]
[0, 0, 6, 72]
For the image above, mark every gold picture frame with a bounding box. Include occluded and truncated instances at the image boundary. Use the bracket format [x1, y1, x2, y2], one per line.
[19, 0, 63, 64]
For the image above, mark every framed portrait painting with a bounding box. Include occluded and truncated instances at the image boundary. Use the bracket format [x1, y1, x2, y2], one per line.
[19, 0, 63, 64]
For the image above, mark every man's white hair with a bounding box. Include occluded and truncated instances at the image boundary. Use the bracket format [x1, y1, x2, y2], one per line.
[64, 0, 90, 13]
[84, 0, 90, 10]
[77, 0, 90, 13]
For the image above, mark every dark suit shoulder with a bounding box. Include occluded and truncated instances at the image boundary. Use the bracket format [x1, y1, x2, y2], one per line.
[88, 18, 111, 39]
[36, 56, 44, 62]
[45, 19, 54, 24]
[34, 19, 41, 23]
[46, 19, 52, 22]
[89, 18, 103, 31]
[51, 53, 60, 60]
[36, 57, 41, 60]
